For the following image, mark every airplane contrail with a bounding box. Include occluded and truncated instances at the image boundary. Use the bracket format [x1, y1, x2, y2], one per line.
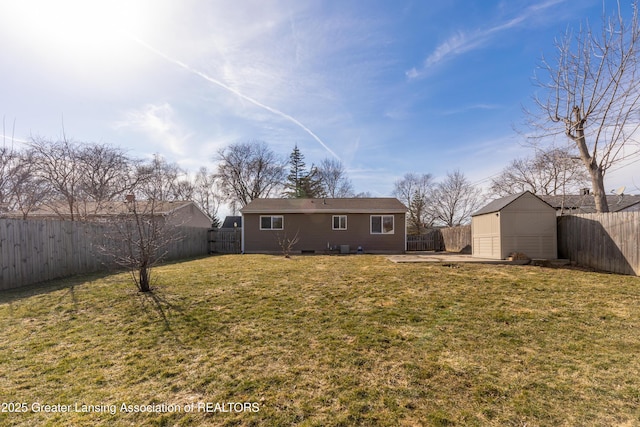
[129, 35, 340, 160]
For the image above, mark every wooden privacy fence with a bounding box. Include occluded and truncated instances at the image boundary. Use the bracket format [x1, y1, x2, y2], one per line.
[407, 226, 471, 253]
[557, 212, 640, 276]
[440, 225, 471, 253]
[0, 219, 210, 290]
[209, 228, 242, 254]
[407, 231, 443, 251]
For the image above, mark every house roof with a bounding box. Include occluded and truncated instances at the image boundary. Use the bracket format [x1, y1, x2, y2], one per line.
[241, 198, 407, 214]
[538, 194, 640, 213]
[472, 191, 554, 216]
[220, 216, 242, 228]
[8, 200, 206, 218]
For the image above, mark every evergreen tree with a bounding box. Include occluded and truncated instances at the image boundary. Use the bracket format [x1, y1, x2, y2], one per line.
[284, 145, 324, 198]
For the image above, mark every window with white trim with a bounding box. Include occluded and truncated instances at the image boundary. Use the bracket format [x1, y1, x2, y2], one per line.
[370, 215, 394, 234]
[260, 215, 283, 230]
[332, 215, 347, 230]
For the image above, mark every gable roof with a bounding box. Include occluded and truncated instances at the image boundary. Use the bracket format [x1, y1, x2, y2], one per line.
[538, 194, 640, 213]
[6, 200, 208, 219]
[472, 191, 554, 216]
[241, 198, 407, 214]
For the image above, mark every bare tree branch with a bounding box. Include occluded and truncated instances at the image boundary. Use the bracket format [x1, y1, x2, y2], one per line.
[529, 1, 640, 212]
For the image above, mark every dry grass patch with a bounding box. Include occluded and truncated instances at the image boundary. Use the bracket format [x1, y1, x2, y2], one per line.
[0, 255, 639, 426]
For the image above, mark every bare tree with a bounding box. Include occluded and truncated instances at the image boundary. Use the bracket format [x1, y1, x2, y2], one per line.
[29, 137, 139, 219]
[135, 154, 189, 201]
[193, 167, 222, 227]
[530, 1, 640, 212]
[29, 136, 82, 220]
[317, 158, 354, 198]
[490, 147, 589, 197]
[75, 142, 135, 215]
[276, 230, 300, 258]
[0, 143, 17, 214]
[7, 149, 50, 219]
[431, 170, 482, 227]
[102, 198, 178, 292]
[215, 140, 285, 206]
[392, 173, 435, 234]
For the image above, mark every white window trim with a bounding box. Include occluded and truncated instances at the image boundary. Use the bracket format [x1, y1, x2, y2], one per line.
[370, 215, 394, 234]
[260, 215, 284, 230]
[332, 215, 347, 230]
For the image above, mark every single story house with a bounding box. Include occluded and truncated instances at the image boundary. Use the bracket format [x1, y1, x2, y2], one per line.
[472, 191, 557, 260]
[240, 198, 407, 254]
[538, 193, 640, 214]
[3, 199, 212, 228]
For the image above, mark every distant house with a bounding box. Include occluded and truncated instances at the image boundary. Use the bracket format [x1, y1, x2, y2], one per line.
[240, 198, 407, 254]
[219, 215, 242, 230]
[538, 193, 640, 214]
[472, 191, 557, 260]
[4, 199, 212, 228]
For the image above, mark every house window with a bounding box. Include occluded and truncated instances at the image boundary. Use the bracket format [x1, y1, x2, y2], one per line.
[332, 215, 347, 230]
[371, 215, 394, 234]
[260, 215, 283, 230]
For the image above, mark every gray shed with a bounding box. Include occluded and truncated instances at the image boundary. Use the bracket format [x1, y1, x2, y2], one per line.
[471, 191, 557, 260]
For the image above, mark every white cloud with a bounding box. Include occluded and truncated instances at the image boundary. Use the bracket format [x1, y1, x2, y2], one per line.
[114, 102, 192, 156]
[407, 0, 565, 79]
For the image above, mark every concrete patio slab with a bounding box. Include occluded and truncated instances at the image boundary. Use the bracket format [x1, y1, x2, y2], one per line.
[387, 251, 530, 265]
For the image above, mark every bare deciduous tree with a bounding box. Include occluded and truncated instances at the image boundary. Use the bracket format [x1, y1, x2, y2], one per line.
[193, 167, 222, 227]
[76, 142, 135, 214]
[8, 149, 50, 219]
[102, 198, 179, 292]
[276, 230, 300, 258]
[530, 1, 640, 212]
[431, 170, 482, 227]
[490, 147, 589, 197]
[215, 140, 285, 206]
[29, 136, 82, 220]
[317, 158, 354, 198]
[392, 172, 435, 234]
[135, 154, 190, 201]
[0, 143, 17, 214]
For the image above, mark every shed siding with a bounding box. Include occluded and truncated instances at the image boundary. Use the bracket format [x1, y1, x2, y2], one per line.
[472, 191, 557, 260]
[472, 212, 500, 258]
[243, 213, 405, 254]
[500, 194, 557, 259]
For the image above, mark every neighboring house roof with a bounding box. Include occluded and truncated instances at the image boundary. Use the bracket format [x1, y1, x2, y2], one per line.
[241, 198, 407, 214]
[472, 191, 554, 216]
[220, 216, 242, 228]
[4, 200, 210, 219]
[538, 194, 640, 213]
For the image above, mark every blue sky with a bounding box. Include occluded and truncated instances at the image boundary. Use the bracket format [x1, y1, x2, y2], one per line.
[1, 0, 638, 201]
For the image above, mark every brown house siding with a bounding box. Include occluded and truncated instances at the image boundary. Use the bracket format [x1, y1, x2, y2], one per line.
[243, 212, 406, 254]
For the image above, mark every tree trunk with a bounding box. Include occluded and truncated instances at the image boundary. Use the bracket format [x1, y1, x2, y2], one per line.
[570, 107, 609, 212]
[589, 164, 609, 213]
[139, 265, 151, 292]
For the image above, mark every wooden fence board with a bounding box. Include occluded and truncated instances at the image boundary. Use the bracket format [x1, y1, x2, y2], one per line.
[558, 212, 639, 276]
[407, 226, 472, 253]
[0, 219, 210, 290]
[209, 229, 242, 254]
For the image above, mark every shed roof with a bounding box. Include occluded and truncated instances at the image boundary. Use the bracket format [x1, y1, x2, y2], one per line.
[472, 191, 554, 216]
[241, 198, 407, 214]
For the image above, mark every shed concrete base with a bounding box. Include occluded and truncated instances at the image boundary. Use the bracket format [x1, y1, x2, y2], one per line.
[388, 252, 529, 264]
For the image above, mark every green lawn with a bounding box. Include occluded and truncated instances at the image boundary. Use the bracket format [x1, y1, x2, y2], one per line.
[1, 255, 639, 426]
